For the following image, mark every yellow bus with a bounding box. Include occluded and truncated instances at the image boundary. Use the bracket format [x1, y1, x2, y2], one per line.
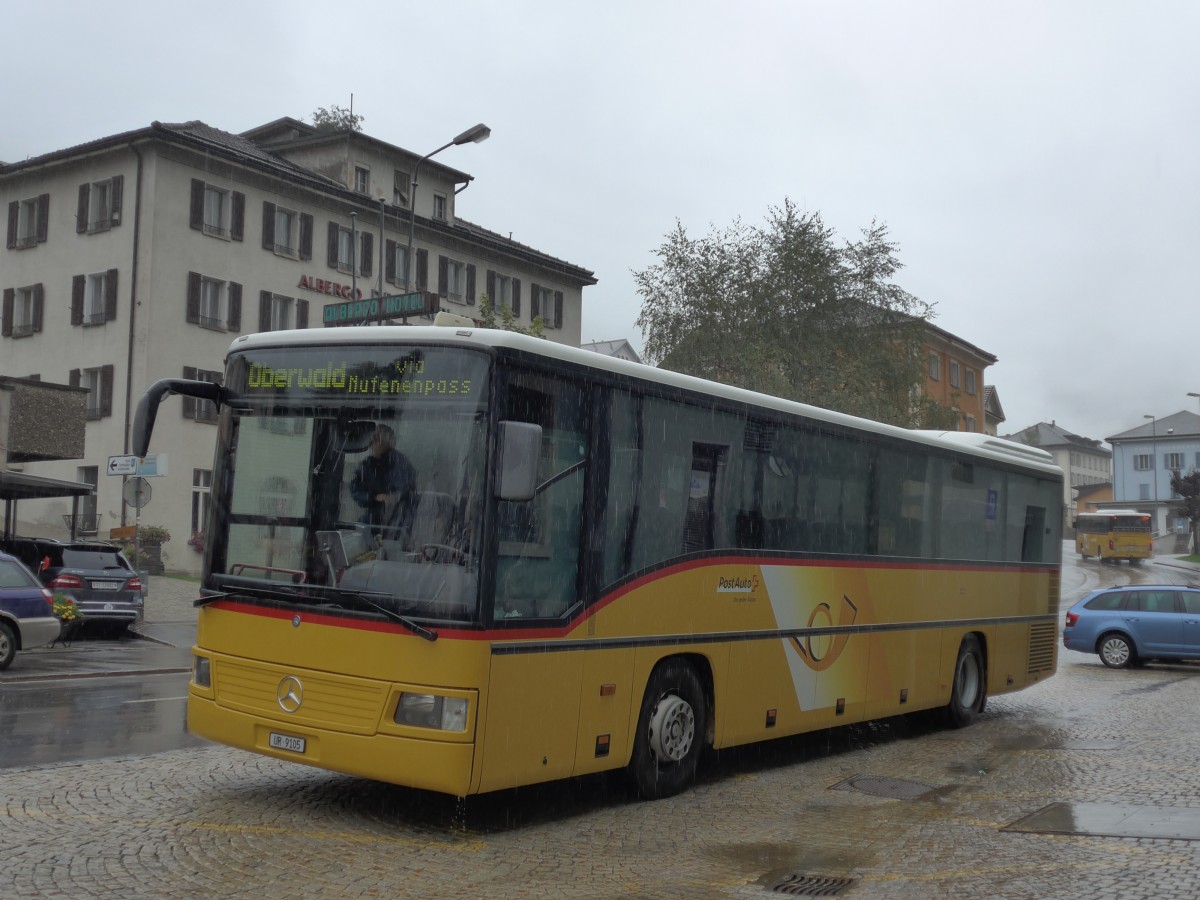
[1074, 509, 1152, 564]
[134, 326, 1062, 799]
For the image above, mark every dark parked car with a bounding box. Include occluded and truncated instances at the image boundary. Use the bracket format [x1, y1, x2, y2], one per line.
[1063, 584, 1200, 668]
[0, 538, 144, 630]
[0, 550, 62, 669]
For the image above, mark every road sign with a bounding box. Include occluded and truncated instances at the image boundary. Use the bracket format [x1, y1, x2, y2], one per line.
[107, 455, 138, 476]
[123, 477, 152, 509]
[137, 453, 168, 477]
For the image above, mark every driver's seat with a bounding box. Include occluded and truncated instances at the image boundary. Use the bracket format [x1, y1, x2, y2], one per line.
[409, 491, 453, 552]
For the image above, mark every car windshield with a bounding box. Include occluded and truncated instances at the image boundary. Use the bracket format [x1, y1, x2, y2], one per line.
[0, 559, 39, 588]
[61, 549, 128, 570]
[208, 344, 490, 625]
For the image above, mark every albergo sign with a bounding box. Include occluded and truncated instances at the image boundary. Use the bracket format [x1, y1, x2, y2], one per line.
[298, 274, 360, 300]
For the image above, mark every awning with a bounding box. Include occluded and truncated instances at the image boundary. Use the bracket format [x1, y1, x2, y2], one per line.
[0, 470, 95, 501]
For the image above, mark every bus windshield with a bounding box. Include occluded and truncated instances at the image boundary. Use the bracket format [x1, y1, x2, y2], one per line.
[207, 344, 490, 625]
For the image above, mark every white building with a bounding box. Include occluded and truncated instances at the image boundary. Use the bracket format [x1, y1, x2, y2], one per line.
[1, 117, 596, 572]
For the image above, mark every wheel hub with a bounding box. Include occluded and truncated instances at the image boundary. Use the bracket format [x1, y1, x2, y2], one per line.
[648, 693, 694, 763]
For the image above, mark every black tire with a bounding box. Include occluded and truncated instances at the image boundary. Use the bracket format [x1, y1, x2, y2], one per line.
[945, 635, 986, 727]
[1098, 632, 1136, 669]
[0, 620, 16, 671]
[629, 659, 707, 800]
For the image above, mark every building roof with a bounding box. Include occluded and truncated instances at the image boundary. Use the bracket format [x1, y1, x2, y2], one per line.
[1107, 410, 1200, 442]
[1004, 421, 1111, 456]
[581, 339, 642, 363]
[983, 385, 1005, 422]
[0, 119, 597, 286]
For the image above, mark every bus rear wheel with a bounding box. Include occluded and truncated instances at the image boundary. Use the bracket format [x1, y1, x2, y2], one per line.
[629, 659, 707, 800]
[945, 635, 986, 728]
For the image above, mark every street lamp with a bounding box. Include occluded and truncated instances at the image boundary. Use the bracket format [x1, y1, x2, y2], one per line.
[1188, 391, 1200, 416]
[405, 123, 491, 294]
[1144, 414, 1158, 504]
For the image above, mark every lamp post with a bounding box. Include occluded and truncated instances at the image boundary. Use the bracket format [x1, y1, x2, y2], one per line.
[405, 123, 491, 294]
[1188, 391, 1200, 416]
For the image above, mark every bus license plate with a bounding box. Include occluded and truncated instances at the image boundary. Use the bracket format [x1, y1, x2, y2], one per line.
[269, 732, 306, 754]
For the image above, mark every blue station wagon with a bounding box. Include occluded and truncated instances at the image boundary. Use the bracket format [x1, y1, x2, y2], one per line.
[1063, 584, 1200, 668]
[0, 550, 62, 669]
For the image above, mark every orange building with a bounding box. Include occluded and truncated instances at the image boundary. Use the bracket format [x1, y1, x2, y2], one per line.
[921, 323, 996, 433]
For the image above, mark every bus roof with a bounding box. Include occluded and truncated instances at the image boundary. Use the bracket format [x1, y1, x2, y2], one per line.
[227, 326, 1062, 478]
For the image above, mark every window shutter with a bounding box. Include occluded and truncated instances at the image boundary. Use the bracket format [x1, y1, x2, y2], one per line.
[327, 222, 339, 267]
[36, 194, 49, 243]
[69, 368, 81, 387]
[227, 282, 242, 332]
[360, 232, 373, 277]
[554, 291, 563, 329]
[190, 179, 205, 230]
[33, 284, 44, 333]
[259, 290, 272, 332]
[77, 184, 90, 233]
[512, 279, 521, 317]
[299, 213, 313, 260]
[1, 288, 12, 337]
[6, 201, 17, 249]
[100, 364, 114, 417]
[297, 299, 309, 329]
[531, 283, 541, 320]
[262, 202, 276, 250]
[385, 239, 397, 283]
[181, 366, 197, 419]
[231, 192, 245, 242]
[104, 269, 118, 323]
[486, 270, 496, 305]
[438, 255, 448, 299]
[416, 249, 428, 291]
[71, 275, 85, 326]
[110, 175, 123, 225]
[186, 272, 201, 324]
[466, 264, 476, 306]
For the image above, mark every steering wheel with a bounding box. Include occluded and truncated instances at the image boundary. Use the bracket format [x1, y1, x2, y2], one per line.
[421, 543, 466, 564]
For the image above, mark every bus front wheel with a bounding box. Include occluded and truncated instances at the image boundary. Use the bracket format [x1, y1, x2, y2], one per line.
[629, 659, 707, 799]
[945, 635, 986, 728]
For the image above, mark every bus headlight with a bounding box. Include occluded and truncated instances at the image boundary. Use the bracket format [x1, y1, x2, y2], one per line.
[395, 693, 468, 732]
[193, 655, 211, 687]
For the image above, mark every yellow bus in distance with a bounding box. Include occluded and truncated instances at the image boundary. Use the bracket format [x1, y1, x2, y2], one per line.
[133, 326, 1063, 799]
[1074, 509, 1152, 564]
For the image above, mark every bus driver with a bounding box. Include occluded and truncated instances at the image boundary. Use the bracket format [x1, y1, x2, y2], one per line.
[351, 425, 417, 536]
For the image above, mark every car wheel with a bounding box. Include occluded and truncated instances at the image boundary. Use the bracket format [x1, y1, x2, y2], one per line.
[1098, 632, 1136, 669]
[0, 620, 16, 670]
[945, 635, 986, 727]
[628, 659, 707, 800]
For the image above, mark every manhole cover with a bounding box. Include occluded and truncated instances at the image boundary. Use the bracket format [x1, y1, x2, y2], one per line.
[1044, 740, 1125, 751]
[1005, 802, 1200, 840]
[771, 874, 858, 896]
[830, 774, 937, 800]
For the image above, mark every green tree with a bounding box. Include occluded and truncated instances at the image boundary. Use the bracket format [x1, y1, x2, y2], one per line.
[477, 294, 544, 338]
[1169, 468, 1200, 555]
[311, 105, 364, 132]
[634, 200, 957, 428]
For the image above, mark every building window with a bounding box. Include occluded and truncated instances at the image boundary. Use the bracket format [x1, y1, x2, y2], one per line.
[84, 273, 107, 325]
[965, 368, 976, 395]
[492, 274, 512, 310]
[258, 291, 307, 332]
[192, 469, 212, 535]
[949, 360, 961, 388]
[77, 466, 99, 533]
[1165, 452, 1183, 470]
[964, 415, 977, 432]
[393, 244, 410, 287]
[438, 256, 476, 306]
[182, 367, 222, 423]
[269, 293, 292, 331]
[530, 284, 563, 328]
[7, 194, 49, 249]
[433, 193, 447, 221]
[447, 260, 465, 302]
[5, 285, 43, 337]
[189, 179, 244, 241]
[1139, 483, 1151, 501]
[354, 166, 370, 193]
[77, 176, 123, 234]
[275, 207, 297, 257]
[928, 352, 941, 380]
[330, 224, 372, 276]
[1134, 454, 1153, 471]
[69, 365, 114, 419]
[186, 272, 242, 332]
[393, 170, 409, 207]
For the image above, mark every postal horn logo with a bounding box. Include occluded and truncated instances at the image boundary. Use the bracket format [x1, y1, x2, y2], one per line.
[277, 675, 304, 713]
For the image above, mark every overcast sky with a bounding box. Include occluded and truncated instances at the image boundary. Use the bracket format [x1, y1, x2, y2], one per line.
[5, 1, 1198, 445]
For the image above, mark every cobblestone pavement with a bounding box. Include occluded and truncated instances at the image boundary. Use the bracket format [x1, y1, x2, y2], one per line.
[3, 564, 1200, 897]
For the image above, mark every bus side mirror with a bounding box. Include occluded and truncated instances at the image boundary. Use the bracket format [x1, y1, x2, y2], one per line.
[495, 421, 541, 501]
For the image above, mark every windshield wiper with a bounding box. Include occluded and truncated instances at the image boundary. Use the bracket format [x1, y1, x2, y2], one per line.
[201, 581, 438, 642]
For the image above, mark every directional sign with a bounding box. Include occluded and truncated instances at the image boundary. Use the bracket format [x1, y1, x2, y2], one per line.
[107, 455, 138, 476]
